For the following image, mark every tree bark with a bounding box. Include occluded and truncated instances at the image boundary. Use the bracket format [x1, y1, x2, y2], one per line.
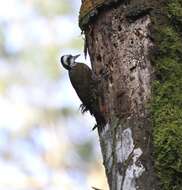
[84, 3, 156, 190]
[79, 0, 182, 189]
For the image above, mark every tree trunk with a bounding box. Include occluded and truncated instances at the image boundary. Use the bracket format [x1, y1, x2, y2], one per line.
[79, 0, 182, 190]
[85, 4, 155, 190]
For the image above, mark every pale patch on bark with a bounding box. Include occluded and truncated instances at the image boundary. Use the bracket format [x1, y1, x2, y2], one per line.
[100, 122, 110, 138]
[116, 128, 145, 190]
[99, 123, 113, 175]
[123, 148, 145, 190]
[100, 125, 145, 190]
[121, 128, 134, 162]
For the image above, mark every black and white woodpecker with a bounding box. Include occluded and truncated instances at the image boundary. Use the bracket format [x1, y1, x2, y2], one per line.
[60, 54, 104, 127]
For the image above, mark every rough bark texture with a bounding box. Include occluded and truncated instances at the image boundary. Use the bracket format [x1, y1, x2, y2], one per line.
[85, 4, 156, 190]
[79, 0, 182, 189]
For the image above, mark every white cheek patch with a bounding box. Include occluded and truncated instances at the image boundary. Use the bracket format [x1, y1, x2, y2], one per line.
[70, 59, 76, 67]
[63, 55, 69, 66]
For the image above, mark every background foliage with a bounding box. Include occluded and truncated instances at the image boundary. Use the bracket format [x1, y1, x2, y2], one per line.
[0, 0, 108, 189]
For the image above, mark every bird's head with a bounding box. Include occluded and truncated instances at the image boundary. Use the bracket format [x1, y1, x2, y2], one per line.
[60, 54, 80, 70]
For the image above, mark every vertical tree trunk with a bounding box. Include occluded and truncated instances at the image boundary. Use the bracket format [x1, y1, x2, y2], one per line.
[79, 0, 182, 189]
[84, 4, 155, 190]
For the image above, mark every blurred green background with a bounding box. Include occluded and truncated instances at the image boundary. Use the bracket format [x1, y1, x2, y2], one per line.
[0, 0, 108, 189]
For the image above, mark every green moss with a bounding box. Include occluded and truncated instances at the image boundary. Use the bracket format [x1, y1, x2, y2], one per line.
[151, 0, 182, 189]
[167, 0, 182, 32]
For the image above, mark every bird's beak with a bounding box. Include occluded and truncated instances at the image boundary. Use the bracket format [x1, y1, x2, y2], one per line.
[73, 54, 80, 60]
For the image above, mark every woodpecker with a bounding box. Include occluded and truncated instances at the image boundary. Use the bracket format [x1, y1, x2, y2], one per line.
[60, 54, 104, 126]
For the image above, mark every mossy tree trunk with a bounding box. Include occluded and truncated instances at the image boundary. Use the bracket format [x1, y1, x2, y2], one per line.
[79, 0, 182, 189]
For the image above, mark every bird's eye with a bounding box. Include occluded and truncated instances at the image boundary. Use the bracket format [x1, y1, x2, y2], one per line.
[67, 56, 71, 65]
